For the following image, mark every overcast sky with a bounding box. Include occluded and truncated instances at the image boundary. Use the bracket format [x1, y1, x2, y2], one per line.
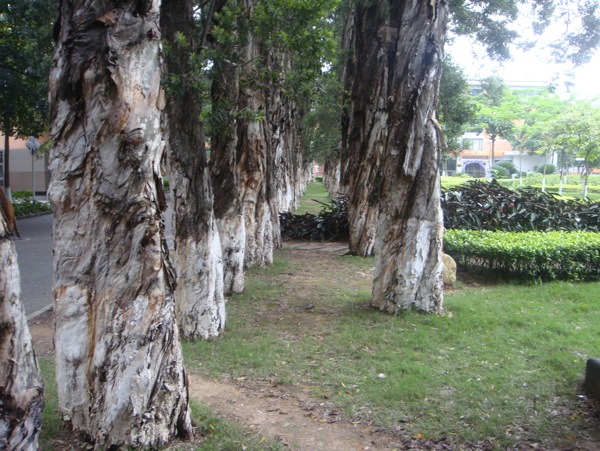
[447, 10, 600, 100]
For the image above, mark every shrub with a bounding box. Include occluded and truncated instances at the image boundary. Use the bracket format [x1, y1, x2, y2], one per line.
[491, 166, 510, 178]
[534, 163, 556, 174]
[441, 180, 600, 232]
[315, 176, 324, 182]
[495, 160, 518, 175]
[11, 192, 51, 217]
[280, 197, 348, 241]
[444, 230, 600, 282]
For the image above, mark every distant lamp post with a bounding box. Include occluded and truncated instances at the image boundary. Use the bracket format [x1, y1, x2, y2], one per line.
[26, 136, 40, 200]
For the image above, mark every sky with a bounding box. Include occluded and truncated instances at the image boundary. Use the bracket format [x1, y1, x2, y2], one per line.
[447, 17, 600, 100]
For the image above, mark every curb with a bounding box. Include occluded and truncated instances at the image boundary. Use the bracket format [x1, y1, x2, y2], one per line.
[27, 303, 53, 321]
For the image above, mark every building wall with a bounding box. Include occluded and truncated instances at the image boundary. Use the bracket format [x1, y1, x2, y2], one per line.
[1, 135, 51, 194]
[457, 131, 553, 177]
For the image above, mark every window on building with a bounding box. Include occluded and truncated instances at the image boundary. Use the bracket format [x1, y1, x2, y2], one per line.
[469, 139, 483, 151]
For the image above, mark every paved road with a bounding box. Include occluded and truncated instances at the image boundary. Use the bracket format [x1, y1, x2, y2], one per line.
[14, 207, 174, 318]
[14, 214, 54, 317]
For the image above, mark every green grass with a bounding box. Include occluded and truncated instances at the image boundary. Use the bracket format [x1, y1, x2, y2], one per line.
[39, 358, 63, 451]
[293, 181, 330, 214]
[183, 251, 600, 449]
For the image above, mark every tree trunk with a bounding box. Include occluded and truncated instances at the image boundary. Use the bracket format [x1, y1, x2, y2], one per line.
[347, 0, 446, 313]
[0, 202, 44, 451]
[48, 1, 192, 447]
[161, 0, 226, 339]
[209, 0, 246, 294]
[339, 5, 381, 257]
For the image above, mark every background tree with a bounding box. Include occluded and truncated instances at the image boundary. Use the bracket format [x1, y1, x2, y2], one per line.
[161, 0, 226, 339]
[340, 0, 447, 312]
[510, 88, 568, 187]
[0, 0, 54, 197]
[543, 101, 600, 198]
[474, 76, 515, 167]
[0, 188, 44, 450]
[49, 0, 191, 446]
[438, 56, 477, 176]
[209, 0, 337, 291]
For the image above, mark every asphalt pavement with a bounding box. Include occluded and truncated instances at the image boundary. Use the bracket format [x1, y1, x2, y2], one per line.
[14, 214, 54, 318]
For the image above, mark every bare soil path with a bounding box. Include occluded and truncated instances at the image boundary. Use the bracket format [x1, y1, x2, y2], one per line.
[29, 241, 439, 450]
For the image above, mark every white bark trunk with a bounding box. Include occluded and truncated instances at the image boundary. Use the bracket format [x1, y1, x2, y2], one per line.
[48, 1, 191, 447]
[209, 9, 246, 294]
[345, 0, 446, 313]
[0, 214, 44, 451]
[216, 215, 246, 294]
[372, 1, 446, 314]
[161, 0, 226, 339]
[172, 231, 226, 339]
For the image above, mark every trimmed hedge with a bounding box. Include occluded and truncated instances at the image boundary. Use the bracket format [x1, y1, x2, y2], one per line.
[444, 230, 600, 282]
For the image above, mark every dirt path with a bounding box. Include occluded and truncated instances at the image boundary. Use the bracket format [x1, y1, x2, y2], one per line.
[29, 309, 411, 450]
[187, 373, 402, 450]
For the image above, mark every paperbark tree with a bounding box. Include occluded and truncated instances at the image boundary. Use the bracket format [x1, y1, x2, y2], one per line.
[48, 0, 192, 447]
[209, 0, 247, 294]
[344, 0, 446, 313]
[0, 189, 44, 451]
[161, 0, 226, 339]
[210, 0, 273, 272]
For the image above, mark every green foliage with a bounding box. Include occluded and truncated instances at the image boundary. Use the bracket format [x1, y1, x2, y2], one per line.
[495, 160, 518, 174]
[11, 191, 51, 216]
[444, 230, 600, 281]
[183, 245, 600, 448]
[438, 56, 477, 154]
[0, 0, 54, 139]
[448, 1, 600, 64]
[472, 76, 515, 144]
[441, 180, 600, 232]
[490, 165, 510, 178]
[534, 163, 557, 174]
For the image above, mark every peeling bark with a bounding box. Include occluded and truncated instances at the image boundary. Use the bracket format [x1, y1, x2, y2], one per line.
[209, 0, 246, 294]
[48, 1, 191, 447]
[0, 209, 43, 451]
[161, 0, 226, 339]
[344, 1, 446, 313]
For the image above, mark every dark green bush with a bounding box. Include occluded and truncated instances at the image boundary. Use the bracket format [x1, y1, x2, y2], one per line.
[444, 230, 600, 282]
[442, 180, 600, 232]
[280, 197, 348, 241]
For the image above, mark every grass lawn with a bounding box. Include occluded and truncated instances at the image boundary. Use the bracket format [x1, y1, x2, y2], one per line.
[183, 248, 600, 449]
[293, 181, 330, 214]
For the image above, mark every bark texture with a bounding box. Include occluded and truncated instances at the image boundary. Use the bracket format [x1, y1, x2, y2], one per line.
[0, 210, 43, 451]
[161, 0, 226, 339]
[345, 1, 446, 313]
[210, 0, 308, 277]
[48, 1, 191, 447]
[209, 0, 246, 294]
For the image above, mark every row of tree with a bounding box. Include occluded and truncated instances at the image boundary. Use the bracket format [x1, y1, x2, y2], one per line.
[472, 76, 600, 195]
[2, 0, 600, 449]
